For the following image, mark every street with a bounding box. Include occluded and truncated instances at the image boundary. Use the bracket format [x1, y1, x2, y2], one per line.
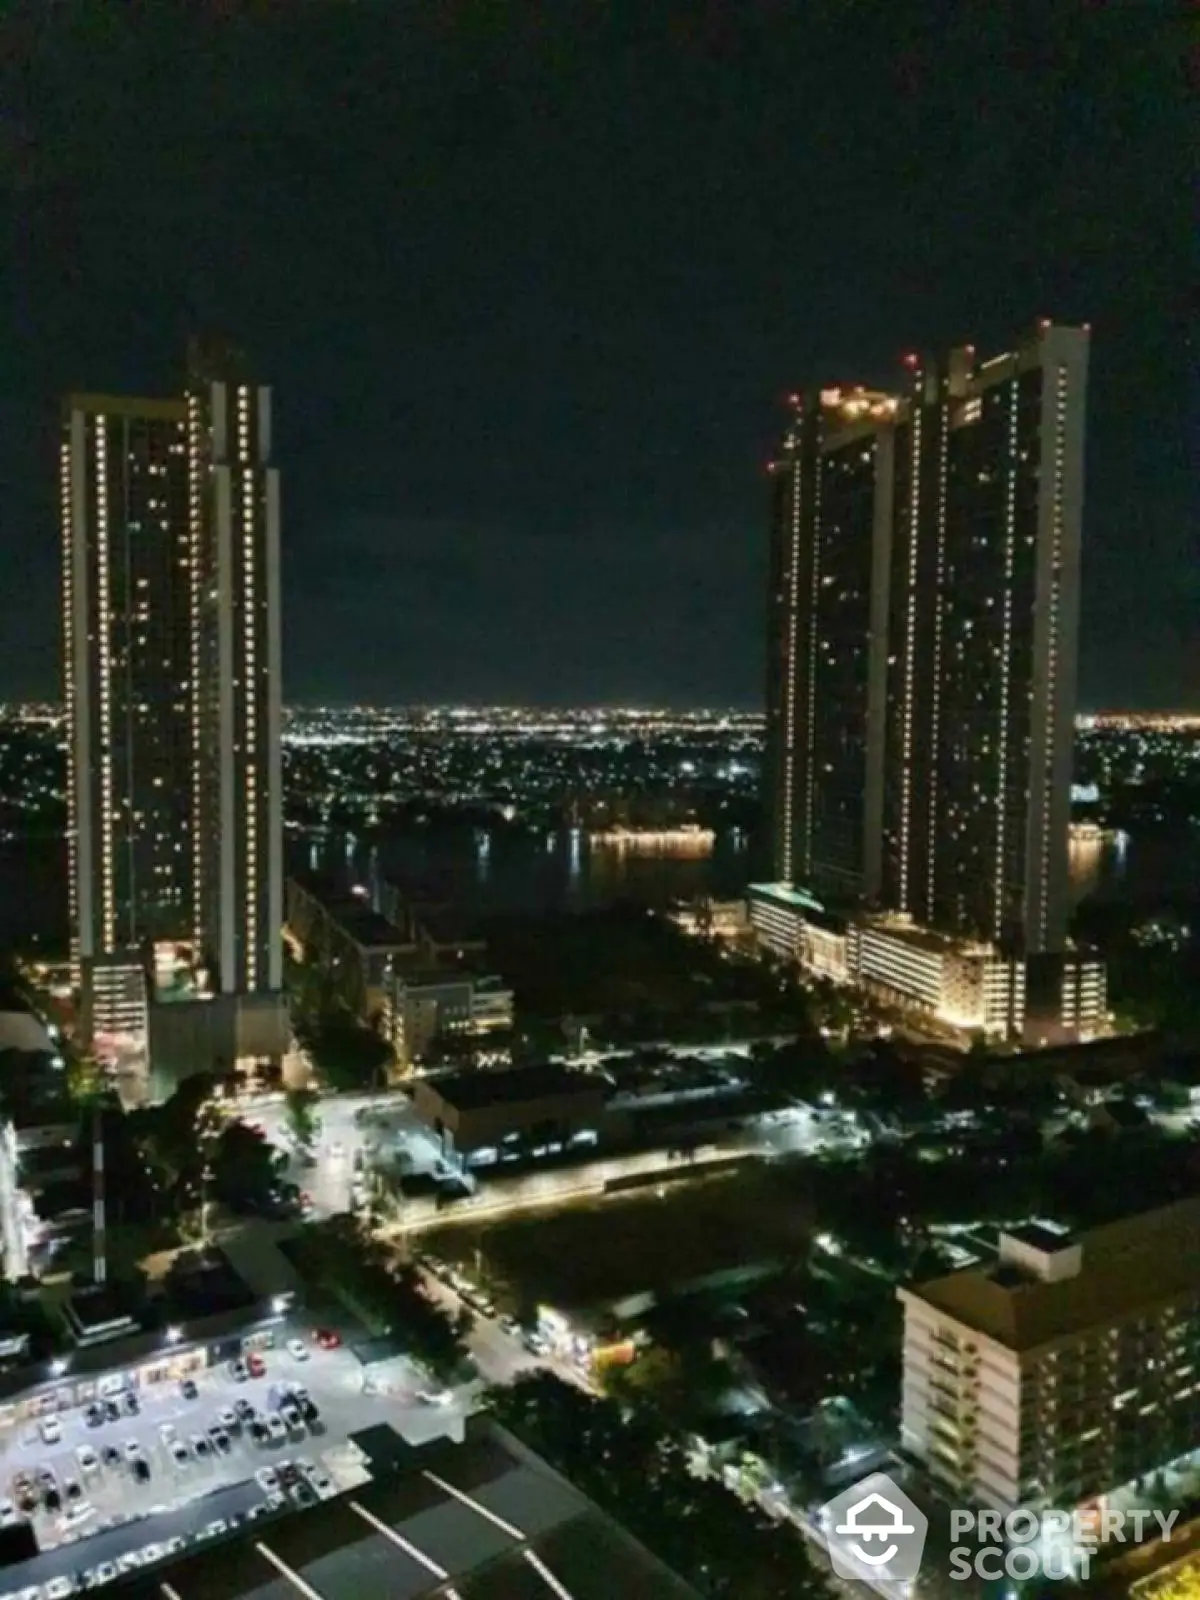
[250, 1090, 447, 1217]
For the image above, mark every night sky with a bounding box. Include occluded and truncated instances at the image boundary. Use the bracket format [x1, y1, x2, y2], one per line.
[2, 4, 1192, 708]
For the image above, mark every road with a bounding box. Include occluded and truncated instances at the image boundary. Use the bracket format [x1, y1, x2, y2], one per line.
[251, 1091, 448, 1218]
[249, 1088, 858, 1236]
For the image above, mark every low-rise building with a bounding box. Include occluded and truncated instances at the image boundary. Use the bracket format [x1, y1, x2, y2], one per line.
[287, 874, 513, 1069]
[386, 967, 513, 1068]
[286, 873, 415, 1023]
[412, 1063, 609, 1163]
[897, 1200, 1200, 1515]
[747, 884, 1106, 1045]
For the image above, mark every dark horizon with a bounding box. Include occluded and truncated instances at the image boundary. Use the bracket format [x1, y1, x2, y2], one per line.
[2, 6, 1193, 709]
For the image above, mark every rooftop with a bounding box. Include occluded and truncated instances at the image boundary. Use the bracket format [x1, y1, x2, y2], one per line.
[291, 874, 413, 951]
[747, 881, 826, 914]
[901, 1195, 1200, 1354]
[858, 913, 994, 958]
[97, 1418, 697, 1600]
[424, 1064, 607, 1113]
[417, 906, 488, 948]
[1002, 1221, 1075, 1254]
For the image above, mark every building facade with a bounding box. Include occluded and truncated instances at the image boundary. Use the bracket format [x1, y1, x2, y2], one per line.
[62, 345, 287, 1058]
[61, 395, 191, 1036]
[897, 1203, 1200, 1516]
[187, 339, 284, 1001]
[762, 323, 1097, 1040]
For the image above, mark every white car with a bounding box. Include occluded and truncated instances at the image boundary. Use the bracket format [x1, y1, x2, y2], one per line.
[77, 1445, 100, 1474]
[39, 1415, 62, 1445]
[123, 1438, 142, 1461]
[45, 1580, 76, 1600]
[286, 1338, 310, 1361]
[217, 1407, 238, 1430]
[169, 1439, 190, 1467]
[90, 1563, 117, 1586]
[416, 1388, 453, 1407]
[0, 1497, 18, 1527]
[265, 1414, 287, 1444]
[255, 1466, 279, 1493]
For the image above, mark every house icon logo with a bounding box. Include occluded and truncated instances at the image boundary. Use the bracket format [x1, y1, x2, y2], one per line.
[822, 1472, 929, 1582]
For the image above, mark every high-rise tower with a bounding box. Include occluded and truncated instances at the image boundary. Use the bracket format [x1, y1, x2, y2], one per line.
[757, 323, 1101, 1041]
[62, 345, 287, 1067]
[185, 338, 284, 999]
[61, 394, 191, 1033]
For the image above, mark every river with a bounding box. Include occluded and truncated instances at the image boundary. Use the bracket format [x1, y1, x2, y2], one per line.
[1, 824, 1196, 954]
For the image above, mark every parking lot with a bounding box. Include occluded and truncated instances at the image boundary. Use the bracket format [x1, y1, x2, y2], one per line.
[0, 1320, 468, 1595]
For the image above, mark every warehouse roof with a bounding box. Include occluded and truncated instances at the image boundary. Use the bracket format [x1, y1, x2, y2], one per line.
[421, 1064, 607, 1113]
[100, 1418, 696, 1599]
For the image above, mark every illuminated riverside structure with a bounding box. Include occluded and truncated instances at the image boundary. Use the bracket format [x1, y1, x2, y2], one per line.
[760, 323, 1105, 1043]
[589, 824, 716, 851]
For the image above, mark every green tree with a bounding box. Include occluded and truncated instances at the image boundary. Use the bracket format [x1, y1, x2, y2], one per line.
[485, 1372, 830, 1600]
[389, 1265, 474, 1383]
[284, 1087, 322, 1157]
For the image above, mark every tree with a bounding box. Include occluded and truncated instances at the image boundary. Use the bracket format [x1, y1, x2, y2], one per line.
[485, 1372, 831, 1600]
[389, 1265, 474, 1383]
[750, 1036, 837, 1105]
[284, 1087, 322, 1157]
[212, 1120, 279, 1215]
[66, 1048, 107, 1107]
[287, 1221, 472, 1379]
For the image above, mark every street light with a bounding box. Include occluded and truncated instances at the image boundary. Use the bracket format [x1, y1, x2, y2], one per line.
[165, 1326, 182, 1345]
[48, 1358, 67, 1378]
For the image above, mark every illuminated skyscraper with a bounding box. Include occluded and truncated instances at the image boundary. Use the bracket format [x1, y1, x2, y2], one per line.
[62, 345, 286, 1060]
[186, 338, 284, 1000]
[759, 323, 1099, 1039]
[61, 394, 191, 1031]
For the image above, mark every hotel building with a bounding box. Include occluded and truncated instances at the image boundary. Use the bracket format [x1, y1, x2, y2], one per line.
[897, 1200, 1200, 1515]
[759, 322, 1104, 1041]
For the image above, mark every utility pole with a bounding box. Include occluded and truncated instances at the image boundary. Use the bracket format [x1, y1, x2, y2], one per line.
[92, 1100, 106, 1287]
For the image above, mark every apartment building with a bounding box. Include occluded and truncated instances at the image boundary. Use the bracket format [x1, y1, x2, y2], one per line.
[897, 1200, 1200, 1514]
